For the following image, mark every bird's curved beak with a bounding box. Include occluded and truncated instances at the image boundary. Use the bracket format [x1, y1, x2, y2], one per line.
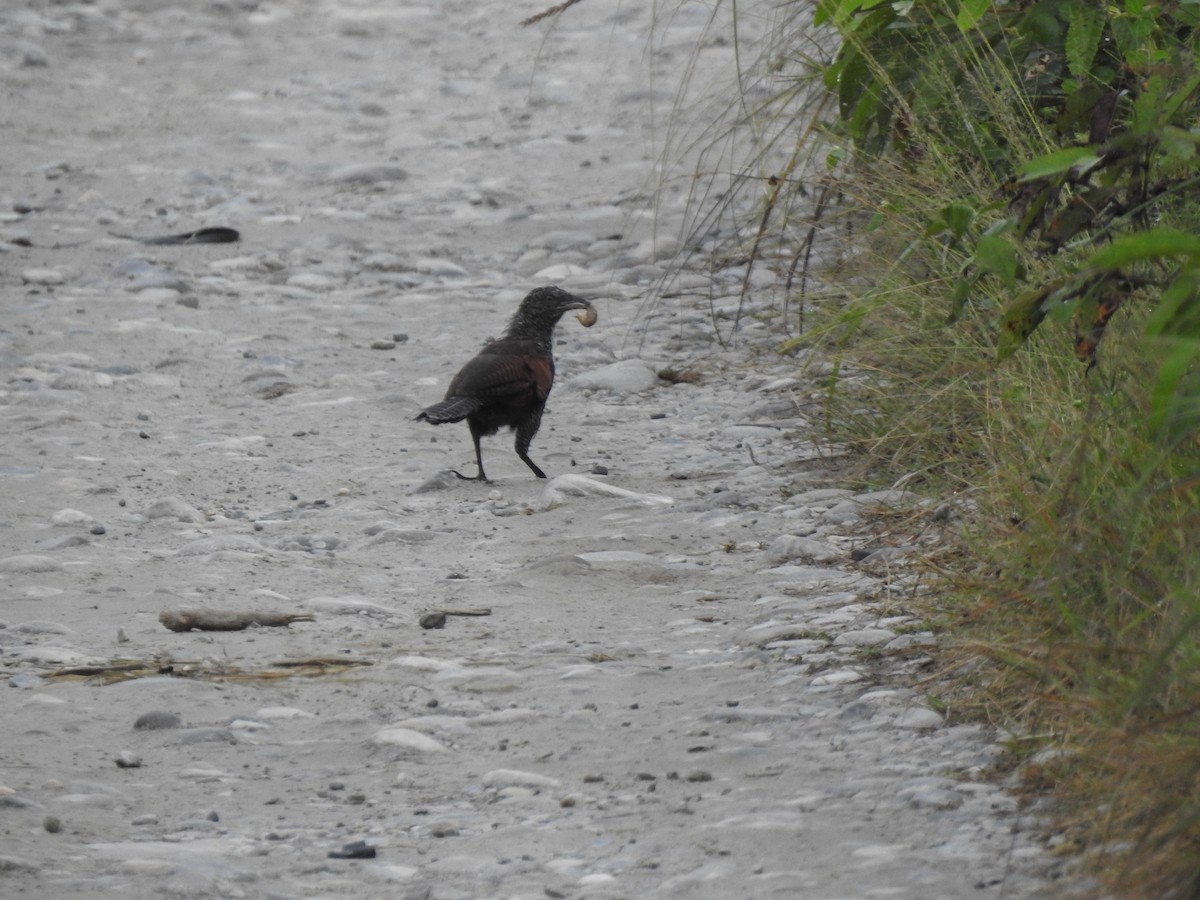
[559, 293, 597, 327]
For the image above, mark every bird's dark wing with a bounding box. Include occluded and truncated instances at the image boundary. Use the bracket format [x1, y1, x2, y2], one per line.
[446, 339, 555, 404]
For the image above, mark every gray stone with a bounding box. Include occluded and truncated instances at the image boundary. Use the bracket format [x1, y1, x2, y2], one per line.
[764, 534, 840, 565]
[21, 268, 66, 286]
[0, 554, 63, 574]
[327, 163, 409, 184]
[894, 707, 945, 730]
[143, 497, 207, 523]
[833, 629, 896, 648]
[569, 359, 659, 396]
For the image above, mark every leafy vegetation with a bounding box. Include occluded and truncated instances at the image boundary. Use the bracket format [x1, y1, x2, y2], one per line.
[711, 0, 1200, 895]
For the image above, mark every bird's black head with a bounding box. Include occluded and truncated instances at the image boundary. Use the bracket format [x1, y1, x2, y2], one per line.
[504, 286, 595, 340]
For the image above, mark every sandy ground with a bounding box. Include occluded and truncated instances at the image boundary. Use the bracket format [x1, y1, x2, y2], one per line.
[0, 2, 1075, 898]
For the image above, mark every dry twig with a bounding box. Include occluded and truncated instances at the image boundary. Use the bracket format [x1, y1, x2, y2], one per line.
[521, 0, 583, 27]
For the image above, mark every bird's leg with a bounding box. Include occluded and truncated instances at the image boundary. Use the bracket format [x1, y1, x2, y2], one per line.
[452, 430, 489, 482]
[517, 451, 546, 479]
[514, 420, 547, 479]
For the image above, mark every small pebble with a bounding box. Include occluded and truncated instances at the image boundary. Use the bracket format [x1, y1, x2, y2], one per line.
[419, 612, 447, 630]
[21, 268, 66, 286]
[895, 707, 945, 730]
[114, 751, 143, 769]
[328, 840, 375, 859]
[43, 815, 61, 834]
[175, 727, 236, 745]
[133, 711, 181, 730]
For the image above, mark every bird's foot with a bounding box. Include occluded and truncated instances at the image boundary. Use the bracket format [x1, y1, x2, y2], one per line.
[450, 469, 489, 483]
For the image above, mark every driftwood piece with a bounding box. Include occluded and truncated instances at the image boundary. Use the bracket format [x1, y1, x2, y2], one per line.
[271, 657, 373, 668]
[50, 658, 169, 678]
[47, 654, 372, 685]
[159, 608, 315, 633]
[419, 607, 492, 629]
[110, 226, 240, 245]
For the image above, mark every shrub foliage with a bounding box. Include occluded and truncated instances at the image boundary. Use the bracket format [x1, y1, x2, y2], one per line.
[796, 1, 1200, 895]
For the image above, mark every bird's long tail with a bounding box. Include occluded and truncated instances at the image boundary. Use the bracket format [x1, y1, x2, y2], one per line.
[415, 396, 481, 424]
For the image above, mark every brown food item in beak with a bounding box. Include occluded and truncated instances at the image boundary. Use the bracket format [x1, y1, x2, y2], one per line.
[576, 306, 598, 327]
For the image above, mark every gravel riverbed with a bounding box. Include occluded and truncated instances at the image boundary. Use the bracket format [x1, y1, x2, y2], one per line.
[0, 2, 1073, 897]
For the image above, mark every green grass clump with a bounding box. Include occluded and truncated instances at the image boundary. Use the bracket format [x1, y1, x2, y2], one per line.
[676, 1, 1200, 894]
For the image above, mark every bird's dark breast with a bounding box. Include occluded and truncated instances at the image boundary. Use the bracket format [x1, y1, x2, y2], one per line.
[467, 389, 544, 436]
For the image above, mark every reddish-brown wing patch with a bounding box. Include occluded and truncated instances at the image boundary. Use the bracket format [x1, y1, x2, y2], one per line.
[526, 355, 554, 399]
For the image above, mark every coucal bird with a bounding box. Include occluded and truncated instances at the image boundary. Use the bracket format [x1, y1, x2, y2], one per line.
[415, 286, 597, 482]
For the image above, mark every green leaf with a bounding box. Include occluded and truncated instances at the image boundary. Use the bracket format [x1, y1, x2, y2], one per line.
[1016, 147, 1099, 181]
[1148, 339, 1200, 439]
[1021, 5, 1064, 45]
[980, 216, 1016, 238]
[974, 234, 1020, 289]
[997, 283, 1055, 360]
[1132, 75, 1164, 135]
[827, 0, 890, 28]
[837, 51, 872, 121]
[846, 77, 885, 144]
[1087, 229, 1200, 271]
[1056, 82, 1105, 135]
[1161, 126, 1197, 162]
[1109, 15, 1139, 59]
[1146, 269, 1200, 338]
[832, 0, 866, 27]
[955, 0, 990, 32]
[1161, 74, 1200, 124]
[948, 269, 982, 323]
[1178, 2, 1200, 28]
[926, 202, 975, 241]
[1065, 4, 1106, 78]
